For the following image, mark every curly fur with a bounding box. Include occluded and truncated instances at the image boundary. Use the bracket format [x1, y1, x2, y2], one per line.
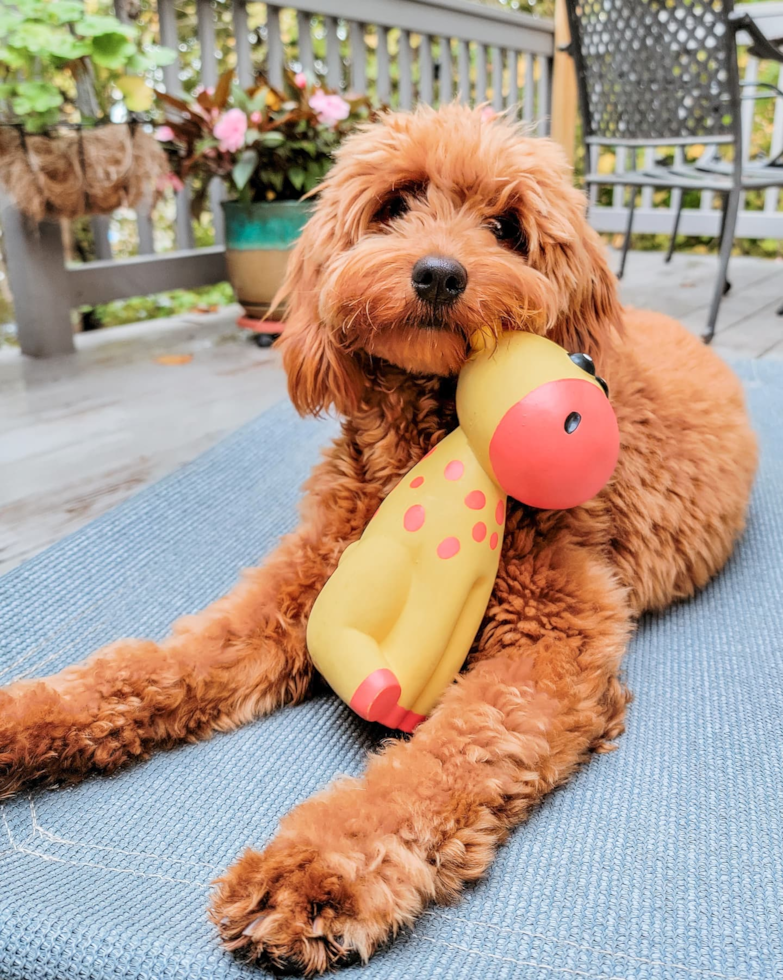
[0, 105, 757, 976]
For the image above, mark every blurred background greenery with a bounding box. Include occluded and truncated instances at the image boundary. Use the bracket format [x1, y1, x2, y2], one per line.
[0, 0, 780, 345]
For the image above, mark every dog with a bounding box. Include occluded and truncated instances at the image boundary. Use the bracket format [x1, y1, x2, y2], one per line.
[0, 104, 757, 976]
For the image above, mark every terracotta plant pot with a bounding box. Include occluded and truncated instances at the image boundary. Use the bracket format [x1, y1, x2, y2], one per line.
[222, 199, 314, 322]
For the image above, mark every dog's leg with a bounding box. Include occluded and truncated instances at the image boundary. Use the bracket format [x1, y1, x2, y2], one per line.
[211, 541, 632, 975]
[0, 447, 377, 801]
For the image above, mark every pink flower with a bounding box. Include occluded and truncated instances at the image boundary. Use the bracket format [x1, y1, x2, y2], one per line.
[294, 71, 307, 89]
[213, 108, 248, 152]
[156, 172, 185, 193]
[155, 125, 175, 141]
[480, 106, 497, 122]
[250, 111, 262, 125]
[308, 89, 350, 127]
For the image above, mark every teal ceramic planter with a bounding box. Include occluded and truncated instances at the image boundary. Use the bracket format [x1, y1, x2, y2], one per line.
[221, 199, 314, 320]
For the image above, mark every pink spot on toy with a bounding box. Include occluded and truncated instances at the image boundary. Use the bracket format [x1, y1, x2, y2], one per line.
[472, 521, 487, 542]
[403, 505, 425, 532]
[490, 532, 499, 550]
[495, 499, 505, 525]
[444, 460, 465, 481]
[464, 490, 486, 510]
[410, 476, 424, 488]
[437, 536, 461, 559]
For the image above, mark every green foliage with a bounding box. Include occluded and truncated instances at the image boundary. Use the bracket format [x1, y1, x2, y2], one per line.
[0, 0, 175, 132]
[157, 70, 375, 204]
[90, 281, 236, 327]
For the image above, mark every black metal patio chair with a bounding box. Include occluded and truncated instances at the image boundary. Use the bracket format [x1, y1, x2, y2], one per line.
[564, 0, 783, 342]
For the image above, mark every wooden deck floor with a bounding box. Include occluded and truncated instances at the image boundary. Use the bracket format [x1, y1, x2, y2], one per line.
[1, 249, 781, 575]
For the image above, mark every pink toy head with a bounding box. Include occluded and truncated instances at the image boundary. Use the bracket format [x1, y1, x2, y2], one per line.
[456, 333, 620, 510]
[489, 374, 620, 510]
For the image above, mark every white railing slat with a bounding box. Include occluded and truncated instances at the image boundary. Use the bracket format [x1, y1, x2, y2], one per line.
[491, 46, 503, 110]
[158, 0, 194, 251]
[507, 50, 518, 113]
[476, 44, 487, 102]
[536, 54, 549, 135]
[457, 39, 470, 102]
[398, 29, 413, 109]
[419, 34, 434, 105]
[266, 5, 284, 89]
[377, 25, 391, 102]
[297, 11, 314, 77]
[764, 62, 783, 213]
[349, 21, 366, 93]
[439, 37, 453, 104]
[523, 52, 534, 123]
[232, 0, 254, 87]
[324, 15, 343, 90]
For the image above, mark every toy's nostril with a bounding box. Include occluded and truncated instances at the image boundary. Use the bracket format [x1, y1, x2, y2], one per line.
[564, 411, 582, 434]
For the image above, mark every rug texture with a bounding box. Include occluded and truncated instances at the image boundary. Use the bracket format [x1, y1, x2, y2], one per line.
[0, 358, 781, 980]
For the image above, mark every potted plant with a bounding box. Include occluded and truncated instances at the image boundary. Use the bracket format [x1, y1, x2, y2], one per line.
[0, 0, 174, 222]
[156, 70, 375, 332]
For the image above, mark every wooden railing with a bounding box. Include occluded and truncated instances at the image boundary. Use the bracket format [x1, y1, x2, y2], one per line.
[584, 2, 783, 242]
[4, 0, 555, 357]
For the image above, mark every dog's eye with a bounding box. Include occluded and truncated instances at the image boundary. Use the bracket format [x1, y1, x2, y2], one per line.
[485, 213, 528, 255]
[372, 181, 427, 226]
[373, 194, 409, 225]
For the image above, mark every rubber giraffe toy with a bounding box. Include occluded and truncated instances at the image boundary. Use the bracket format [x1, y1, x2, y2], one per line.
[307, 330, 620, 732]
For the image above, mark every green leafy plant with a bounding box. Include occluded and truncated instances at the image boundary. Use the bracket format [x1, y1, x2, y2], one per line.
[0, 0, 175, 132]
[156, 69, 376, 207]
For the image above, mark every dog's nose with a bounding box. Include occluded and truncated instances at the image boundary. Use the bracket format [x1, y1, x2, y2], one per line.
[411, 255, 467, 305]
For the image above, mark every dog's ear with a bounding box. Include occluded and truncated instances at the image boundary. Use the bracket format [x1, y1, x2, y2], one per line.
[546, 183, 624, 358]
[275, 205, 365, 418]
[519, 138, 623, 358]
[553, 203, 624, 357]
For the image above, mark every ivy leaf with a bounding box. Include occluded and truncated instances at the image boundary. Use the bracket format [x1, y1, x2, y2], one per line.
[288, 166, 306, 191]
[12, 81, 64, 113]
[90, 34, 138, 69]
[8, 22, 57, 54]
[116, 76, 154, 112]
[0, 10, 23, 35]
[46, 1, 85, 24]
[231, 84, 251, 112]
[259, 130, 285, 147]
[232, 149, 258, 191]
[0, 45, 27, 70]
[75, 15, 137, 39]
[147, 44, 176, 67]
[46, 32, 92, 60]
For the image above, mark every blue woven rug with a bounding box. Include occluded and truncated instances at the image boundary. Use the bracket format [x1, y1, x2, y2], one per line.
[1, 358, 781, 980]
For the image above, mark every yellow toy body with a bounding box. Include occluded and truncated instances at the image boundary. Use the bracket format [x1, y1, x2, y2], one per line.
[307, 332, 620, 732]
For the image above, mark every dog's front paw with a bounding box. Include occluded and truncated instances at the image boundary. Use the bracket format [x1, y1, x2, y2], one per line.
[211, 827, 434, 975]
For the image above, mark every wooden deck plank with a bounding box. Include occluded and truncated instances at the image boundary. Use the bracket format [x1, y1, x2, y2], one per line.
[0, 253, 780, 575]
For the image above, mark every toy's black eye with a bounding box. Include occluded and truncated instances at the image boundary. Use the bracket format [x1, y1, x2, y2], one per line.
[596, 376, 609, 397]
[569, 352, 596, 376]
[485, 213, 528, 255]
[564, 411, 581, 434]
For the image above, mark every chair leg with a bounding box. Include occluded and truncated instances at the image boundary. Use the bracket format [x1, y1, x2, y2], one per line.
[617, 188, 636, 281]
[704, 186, 740, 344]
[665, 197, 683, 263]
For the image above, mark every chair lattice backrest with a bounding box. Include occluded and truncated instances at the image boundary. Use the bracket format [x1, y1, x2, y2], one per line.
[565, 0, 741, 144]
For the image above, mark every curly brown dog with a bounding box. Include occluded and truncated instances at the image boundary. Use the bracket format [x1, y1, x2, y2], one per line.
[0, 105, 757, 976]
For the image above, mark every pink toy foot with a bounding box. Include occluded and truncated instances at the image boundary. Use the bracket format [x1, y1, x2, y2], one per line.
[349, 670, 426, 733]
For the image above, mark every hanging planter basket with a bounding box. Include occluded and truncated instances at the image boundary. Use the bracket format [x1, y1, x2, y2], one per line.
[0, 121, 169, 223]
